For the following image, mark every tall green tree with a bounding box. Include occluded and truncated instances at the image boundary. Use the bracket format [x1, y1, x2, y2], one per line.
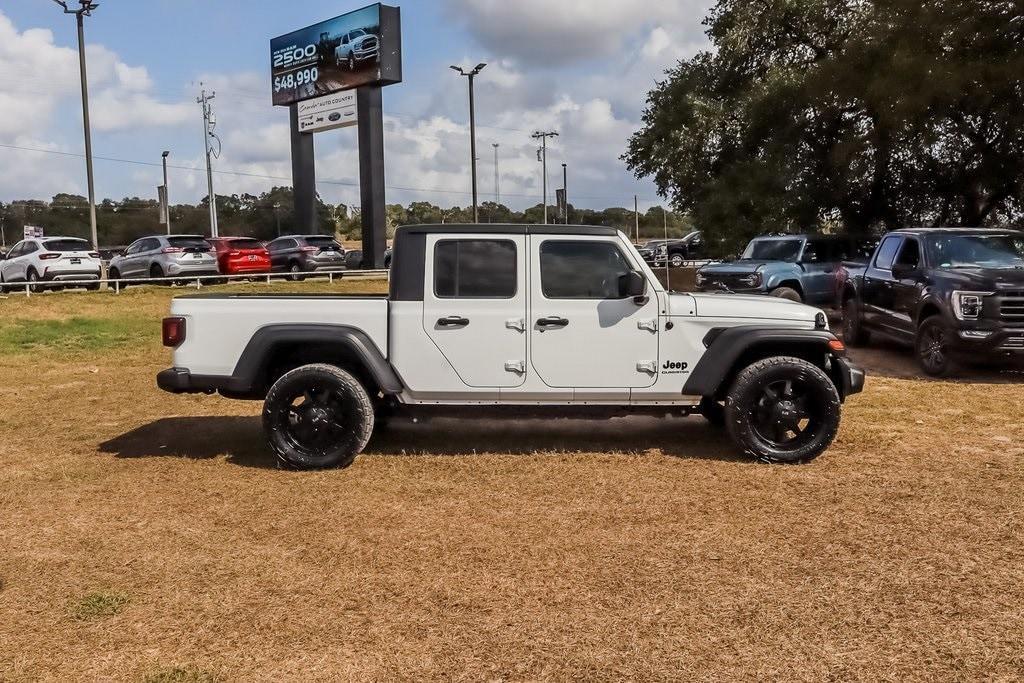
[625, 0, 1024, 251]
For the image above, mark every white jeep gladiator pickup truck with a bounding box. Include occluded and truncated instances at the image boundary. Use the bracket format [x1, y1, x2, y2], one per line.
[158, 224, 864, 469]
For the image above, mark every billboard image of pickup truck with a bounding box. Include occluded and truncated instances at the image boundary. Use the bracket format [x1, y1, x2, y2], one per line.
[270, 3, 402, 107]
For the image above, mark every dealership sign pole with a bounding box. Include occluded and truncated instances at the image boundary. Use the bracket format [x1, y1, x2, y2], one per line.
[270, 3, 402, 268]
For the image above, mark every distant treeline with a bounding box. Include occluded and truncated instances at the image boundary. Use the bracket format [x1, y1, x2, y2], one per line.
[0, 188, 696, 248]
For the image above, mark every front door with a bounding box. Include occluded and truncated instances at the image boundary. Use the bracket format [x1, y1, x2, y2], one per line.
[422, 234, 527, 388]
[529, 236, 660, 389]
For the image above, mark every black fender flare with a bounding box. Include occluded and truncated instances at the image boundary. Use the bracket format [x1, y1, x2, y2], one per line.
[232, 324, 404, 396]
[682, 326, 846, 398]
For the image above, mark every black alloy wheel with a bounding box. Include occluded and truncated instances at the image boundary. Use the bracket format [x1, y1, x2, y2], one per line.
[725, 356, 841, 463]
[916, 317, 956, 377]
[263, 364, 374, 470]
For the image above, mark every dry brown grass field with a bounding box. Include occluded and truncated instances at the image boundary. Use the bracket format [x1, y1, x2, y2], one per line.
[1, 281, 1022, 682]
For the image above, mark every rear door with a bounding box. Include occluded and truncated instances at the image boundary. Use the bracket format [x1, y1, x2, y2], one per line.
[421, 234, 528, 388]
[529, 235, 660, 392]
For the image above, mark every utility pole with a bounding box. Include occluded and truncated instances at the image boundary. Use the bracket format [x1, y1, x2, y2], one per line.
[451, 63, 487, 223]
[161, 151, 171, 235]
[197, 87, 219, 237]
[532, 130, 558, 224]
[53, 0, 100, 251]
[634, 195, 640, 244]
[274, 203, 281, 237]
[562, 163, 568, 225]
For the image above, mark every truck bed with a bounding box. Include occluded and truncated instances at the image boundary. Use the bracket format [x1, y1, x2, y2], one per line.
[169, 294, 390, 377]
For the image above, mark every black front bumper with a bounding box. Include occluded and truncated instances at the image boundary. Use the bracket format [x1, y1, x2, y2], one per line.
[947, 326, 1024, 358]
[834, 357, 865, 399]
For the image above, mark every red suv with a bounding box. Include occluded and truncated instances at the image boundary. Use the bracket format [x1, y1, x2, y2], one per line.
[208, 237, 271, 275]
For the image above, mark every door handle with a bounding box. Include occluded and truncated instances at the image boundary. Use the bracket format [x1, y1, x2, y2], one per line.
[536, 316, 569, 329]
[436, 316, 469, 328]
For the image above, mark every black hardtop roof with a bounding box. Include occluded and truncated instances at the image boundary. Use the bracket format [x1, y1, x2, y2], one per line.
[395, 224, 620, 237]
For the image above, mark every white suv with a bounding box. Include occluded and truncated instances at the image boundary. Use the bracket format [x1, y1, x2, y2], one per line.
[0, 236, 102, 291]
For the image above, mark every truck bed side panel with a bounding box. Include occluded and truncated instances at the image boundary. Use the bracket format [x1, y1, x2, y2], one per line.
[169, 296, 389, 377]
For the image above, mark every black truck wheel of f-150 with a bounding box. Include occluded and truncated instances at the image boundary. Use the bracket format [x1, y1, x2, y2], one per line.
[262, 364, 375, 470]
[916, 316, 957, 378]
[724, 356, 841, 464]
[842, 298, 870, 346]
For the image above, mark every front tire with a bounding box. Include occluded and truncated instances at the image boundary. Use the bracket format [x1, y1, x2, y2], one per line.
[770, 286, 803, 302]
[288, 262, 305, 282]
[725, 356, 841, 464]
[263, 364, 375, 470]
[916, 316, 957, 377]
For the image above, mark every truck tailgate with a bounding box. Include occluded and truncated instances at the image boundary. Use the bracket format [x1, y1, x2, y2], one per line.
[168, 294, 389, 377]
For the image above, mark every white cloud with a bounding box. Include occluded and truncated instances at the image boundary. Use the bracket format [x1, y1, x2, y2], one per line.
[443, 0, 710, 65]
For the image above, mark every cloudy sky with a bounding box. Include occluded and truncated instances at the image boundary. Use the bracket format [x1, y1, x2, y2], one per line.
[0, 0, 710, 211]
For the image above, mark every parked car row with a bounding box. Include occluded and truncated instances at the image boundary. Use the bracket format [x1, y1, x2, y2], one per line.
[0, 233, 374, 292]
[691, 228, 1024, 376]
[637, 231, 707, 267]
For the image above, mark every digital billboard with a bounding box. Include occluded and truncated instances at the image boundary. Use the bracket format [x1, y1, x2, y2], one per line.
[270, 3, 402, 107]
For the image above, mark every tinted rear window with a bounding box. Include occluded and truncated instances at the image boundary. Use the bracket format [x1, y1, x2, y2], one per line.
[168, 236, 211, 251]
[43, 239, 90, 252]
[227, 239, 263, 250]
[305, 236, 341, 250]
[434, 239, 517, 298]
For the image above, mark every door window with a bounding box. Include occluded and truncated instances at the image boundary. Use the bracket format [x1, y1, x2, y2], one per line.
[895, 238, 920, 268]
[7, 242, 24, 258]
[434, 239, 516, 298]
[874, 236, 902, 270]
[540, 241, 635, 299]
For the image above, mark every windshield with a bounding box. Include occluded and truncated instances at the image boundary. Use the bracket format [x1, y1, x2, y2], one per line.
[926, 234, 1024, 269]
[683, 231, 701, 242]
[742, 239, 803, 262]
[642, 241, 667, 249]
[42, 239, 90, 253]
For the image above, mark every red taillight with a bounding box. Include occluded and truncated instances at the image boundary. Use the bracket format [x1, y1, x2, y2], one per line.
[89, 252, 101, 259]
[162, 247, 184, 254]
[39, 252, 61, 260]
[228, 250, 240, 257]
[300, 246, 318, 253]
[162, 317, 186, 347]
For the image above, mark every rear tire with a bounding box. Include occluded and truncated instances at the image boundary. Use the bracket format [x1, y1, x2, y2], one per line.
[842, 297, 870, 346]
[150, 264, 165, 285]
[725, 356, 841, 464]
[916, 316, 957, 378]
[27, 269, 42, 293]
[669, 253, 685, 268]
[263, 364, 375, 470]
[770, 286, 803, 303]
[288, 262, 305, 282]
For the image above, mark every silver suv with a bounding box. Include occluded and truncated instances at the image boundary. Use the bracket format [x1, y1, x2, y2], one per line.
[109, 235, 218, 284]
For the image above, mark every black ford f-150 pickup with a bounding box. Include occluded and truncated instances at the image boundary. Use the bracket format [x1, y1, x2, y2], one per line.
[840, 228, 1024, 376]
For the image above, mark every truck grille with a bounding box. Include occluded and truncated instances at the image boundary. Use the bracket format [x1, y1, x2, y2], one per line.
[702, 273, 757, 291]
[1000, 291, 1024, 320]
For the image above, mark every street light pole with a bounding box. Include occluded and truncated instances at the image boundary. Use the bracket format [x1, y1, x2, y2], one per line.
[531, 131, 558, 224]
[493, 142, 500, 206]
[161, 151, 170, 235]
[54, 0, 100, 251]
[451, 64, 487, 223]
[562, 163, 568, 225]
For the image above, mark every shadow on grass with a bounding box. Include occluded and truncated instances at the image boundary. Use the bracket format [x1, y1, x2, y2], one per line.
[99, 414, 745, 469]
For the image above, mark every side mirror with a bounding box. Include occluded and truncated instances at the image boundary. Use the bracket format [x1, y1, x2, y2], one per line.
[619, 271, 646, 299]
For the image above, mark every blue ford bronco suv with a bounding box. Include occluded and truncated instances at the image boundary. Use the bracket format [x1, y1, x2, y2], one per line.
[696, 235, 875, 305]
